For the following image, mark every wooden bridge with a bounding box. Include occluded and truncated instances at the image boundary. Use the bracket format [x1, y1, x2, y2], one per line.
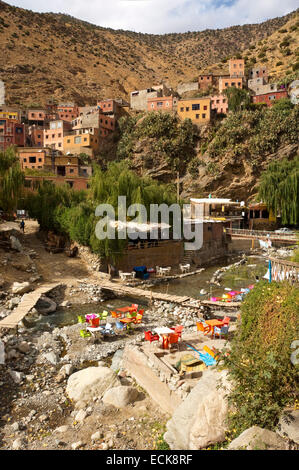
[0, 283, 61, 330]
[227, 228, 297, 245]
[269, 257, 299, 284]
[96, 275, 241, 309]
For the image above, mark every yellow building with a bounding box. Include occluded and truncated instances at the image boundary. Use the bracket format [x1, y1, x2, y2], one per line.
[63, 128, 101, 158]
[177, 98, 211, 125]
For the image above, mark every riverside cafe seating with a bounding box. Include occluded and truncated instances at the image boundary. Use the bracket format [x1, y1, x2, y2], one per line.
[209, 285, 255, 303]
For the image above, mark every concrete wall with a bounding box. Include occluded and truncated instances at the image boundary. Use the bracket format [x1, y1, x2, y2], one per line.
[177, 82, 199, 96]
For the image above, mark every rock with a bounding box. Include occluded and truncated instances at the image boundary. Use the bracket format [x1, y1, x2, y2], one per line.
[54, 425, 69, 434]
[0, 340, 5, 364]
[9, 370, 24, 384]
[71, 441, 83, 450]
[66, 366, 119, 406]
[18, 341, 31, 354]
[12, 438, 26, 450]
[228, 426, 289, 450]
[277, 411, 299, 444]
[8, 297, 21, 309]
[60, 363, 74, 377]
[43, 351, 59, 365]
[10, 236, 23, 252]
[102, 386, 140, 408]
[75, 409, 87, 423]
[110, 349, 124, 372]
[60, 301, 71, 307]
[91, 431, 104, 441]
[164, 370, 230, 450]
[38, 414, 48, 423]
[36, 296, 57, 315]
[11, 281, 31, 295]
[11, 422, 20, 432]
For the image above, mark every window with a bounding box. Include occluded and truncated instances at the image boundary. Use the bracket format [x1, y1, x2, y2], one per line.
[180, 107, 184, 112]
[67, 139, 70, 143]
[58, 143, 62, 148]
[203, 105, 207, 110]
[29, 156, 36, 163]
[74, 136, 81, 144]
[192, 104, 200, 110]
[38, 158, 42, 162]
[23, 158, 27, 162]
[46, 135, 49, 139]
[69, 169, 74, 173]
[157, 102, 163, 107]
[58, 133, 61, 138]
[186, 107, 189, 111]
[84, 138, 87, 142]
[202, 113, 206, 119]
[196, 114, 199, 119]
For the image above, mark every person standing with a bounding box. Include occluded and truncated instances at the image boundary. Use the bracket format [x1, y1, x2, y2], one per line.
[20, 219, 25, 233]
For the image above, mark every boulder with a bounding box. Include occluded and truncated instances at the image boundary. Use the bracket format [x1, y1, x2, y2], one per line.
[10, 236, 23, 252]
[228, 426, 289, 450]
[110, 349, 124, 372]
[18, 341, 31, 354]
[66, 366, 119, 406]
[11, 282, 31, 295]
[43, 351, 59, 365]
[9, 370, 24, 384]
[102, 386, 140, 408]
[35, 296, 57, 315]
[164, 369, 230, 450]
[277, 411, 299, 444]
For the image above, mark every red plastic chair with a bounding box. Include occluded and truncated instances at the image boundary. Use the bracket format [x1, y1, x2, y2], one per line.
[169, 333, 180, 349]
[222, 316, 231, 325]
[144, 331, 159, 344]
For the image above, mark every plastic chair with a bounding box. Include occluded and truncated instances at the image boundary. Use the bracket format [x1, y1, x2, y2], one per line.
[222, 316, 231, 325]
[80, 329, 91, 338]
[115, 321, 126, 331]
[197, 321, 211, 335]
[213, 325, 229, 339]
[133, 313, 143, 324]
[144, 331, 159, 344]
[77, 315, 85, 324]
[169, 333, 180, 349]
[102, 323, 115, 335]
[131, 304, 139, 311]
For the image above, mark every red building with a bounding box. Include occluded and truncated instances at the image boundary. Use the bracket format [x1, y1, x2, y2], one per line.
[0, 118, 25, 151]
[28, 125, 44, 147]
[198, 74, 214, 91]
[57, 104, 79, 122]
[252, 90, 288, 107]
[147, 96, 178, 112]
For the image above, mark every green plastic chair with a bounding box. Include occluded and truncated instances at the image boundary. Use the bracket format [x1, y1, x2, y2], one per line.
[77, 315, 85, 324]
[101, 311, 109, 321]
[80, 329, 91, 338]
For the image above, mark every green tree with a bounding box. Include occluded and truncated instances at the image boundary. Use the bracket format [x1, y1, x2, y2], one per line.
[223, 87, 251, 112]
[258, 156, 299, 225]
[0, 146, 24, 213]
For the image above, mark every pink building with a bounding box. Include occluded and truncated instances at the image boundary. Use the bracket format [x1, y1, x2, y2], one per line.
[210, 95, 228, 114]
[44, 120, 72, 151]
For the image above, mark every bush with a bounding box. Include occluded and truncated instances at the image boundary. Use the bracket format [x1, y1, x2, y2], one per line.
[222, 281, 299, 436]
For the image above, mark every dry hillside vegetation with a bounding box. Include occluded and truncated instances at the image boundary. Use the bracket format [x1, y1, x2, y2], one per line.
[0, 0, 297, 106]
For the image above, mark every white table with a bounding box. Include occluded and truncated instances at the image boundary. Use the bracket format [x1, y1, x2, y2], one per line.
[86, 326, 105, 335]
[154, 327, 174, 338]
[120, 272, 135, 281]
[159, 268, 171, 277]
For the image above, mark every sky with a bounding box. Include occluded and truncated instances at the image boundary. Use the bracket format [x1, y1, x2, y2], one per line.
[5, 0, 299, 34]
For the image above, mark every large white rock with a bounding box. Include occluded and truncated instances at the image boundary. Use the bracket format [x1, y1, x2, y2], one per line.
[164, 369, 230, 450]
[228, 426, 289, 450]
[102, 386, 140, 408]
[277, 411, 299, 445]
[0, 340, 5, 365]
[11, 282, 31, 295]
[66, 366, 119, 406]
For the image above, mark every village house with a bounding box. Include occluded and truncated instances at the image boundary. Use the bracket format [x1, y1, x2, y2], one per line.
[0, 106, 22, 121]
[177, 98, 211, 125]
[248, 66, 268, 82]
[0, 117, 25, 151]
[210, 94, 228, 114]
[252, 89, 288, 107]
[44, 120, 72, 151]
[97, 98, 128, 117]
[73, 107, 116, 139]
[219, 77, 243, 93]
[198, 74, 215, 91]
[27, 125, 44, 147]
[147, 96, 178, 112]
[229, 58, 245, 78]
[57, 103, 79, 122]
[18, 147, 50, 171]
[130, 84, 171, 111]
[63, 128, 101, 157]
[248, 202, 277, 230]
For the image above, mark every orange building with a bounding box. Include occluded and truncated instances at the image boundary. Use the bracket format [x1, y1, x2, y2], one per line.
[18, 148, 49, 171]
[210, 95, 228, 114]
[177, 98, 211, 126]
[64, 128, 101, 157]
[229, 58, 245, 78]
[219, 77, 243, 93]
[147, 96, 178, 112]
[28, 125, 44, 147]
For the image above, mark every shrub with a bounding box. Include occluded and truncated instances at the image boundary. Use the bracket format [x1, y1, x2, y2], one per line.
[222, 281, 299, 435]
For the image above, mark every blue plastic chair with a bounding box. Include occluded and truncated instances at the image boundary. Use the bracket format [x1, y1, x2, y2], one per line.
[213, 325, 229, 339]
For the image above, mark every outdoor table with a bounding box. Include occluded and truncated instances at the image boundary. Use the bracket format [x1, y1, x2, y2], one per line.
[86, 326, 105, 336]
[119, 317, 136, 330]
[154, 327, 175, 349]
[159, 268, 171, 276]
[205, 319, 225, 336]
[120, 272, 134, 281]
[116, 306, 137, 317]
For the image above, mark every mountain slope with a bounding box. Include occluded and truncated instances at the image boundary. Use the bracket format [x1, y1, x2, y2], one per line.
[0, 1, 296, 106]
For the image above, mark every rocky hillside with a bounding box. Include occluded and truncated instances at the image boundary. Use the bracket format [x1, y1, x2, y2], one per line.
[0, 0, 297, 106]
